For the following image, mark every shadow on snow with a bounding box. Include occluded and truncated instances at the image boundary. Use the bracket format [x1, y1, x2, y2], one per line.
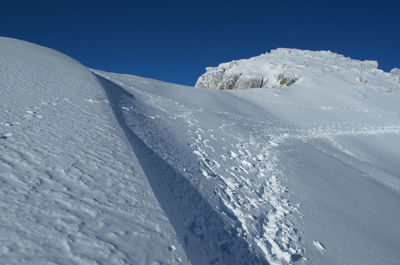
[95, 74, 268, 265]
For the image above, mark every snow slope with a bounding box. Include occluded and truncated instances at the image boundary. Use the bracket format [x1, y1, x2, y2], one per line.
[1, 38, 400, 265]
[0, 37, 188, 265]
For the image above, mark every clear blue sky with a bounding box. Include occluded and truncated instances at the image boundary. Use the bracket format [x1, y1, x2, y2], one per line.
[1, 0, 399, 86]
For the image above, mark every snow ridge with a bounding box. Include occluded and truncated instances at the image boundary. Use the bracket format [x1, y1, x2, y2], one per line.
[94, 72, 305, 264]
[195, 48, 392, 90]
[94, 46, 400, 263]
[2, 37, 400, 265]
[0, 37, 188, 265]
[95, 74, 268, 265]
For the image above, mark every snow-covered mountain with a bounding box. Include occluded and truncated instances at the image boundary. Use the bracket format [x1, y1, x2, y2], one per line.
[195, 48, 399, 91]
[1, 37, 400, 265]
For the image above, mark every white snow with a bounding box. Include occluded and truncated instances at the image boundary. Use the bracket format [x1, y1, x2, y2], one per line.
[1, 37, 400, 265]
[0, 37, 187, 265]
[195, 48, 386, 90]
[312, 241, 325, 252]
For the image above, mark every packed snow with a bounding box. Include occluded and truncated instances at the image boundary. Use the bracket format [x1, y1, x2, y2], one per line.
[1, 37, 400, 265]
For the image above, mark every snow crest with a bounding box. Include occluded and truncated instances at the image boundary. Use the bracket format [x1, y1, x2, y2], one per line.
[195, 48, 381, 90]
[2, 38, 400, 265]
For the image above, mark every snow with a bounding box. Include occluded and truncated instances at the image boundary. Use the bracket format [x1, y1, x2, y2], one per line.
[195, 48, 387, 90]
[312, 242, 325, 252]
[1, 37, 400, 265]
[0, 37, 187, 265]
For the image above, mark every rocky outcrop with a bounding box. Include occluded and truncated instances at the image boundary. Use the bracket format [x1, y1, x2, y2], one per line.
[276, 73, 299, 86]
[195, 48, 387, 90]
[391, 68, 400, 82]
[195, 66, 300, 90]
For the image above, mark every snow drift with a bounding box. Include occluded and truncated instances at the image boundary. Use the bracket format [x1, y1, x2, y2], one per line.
[1, 37, 400, 265]
[0, 37, 188, 265]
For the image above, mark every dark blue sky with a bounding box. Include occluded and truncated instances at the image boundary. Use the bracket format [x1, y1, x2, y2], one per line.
[1, 0, 399, 86]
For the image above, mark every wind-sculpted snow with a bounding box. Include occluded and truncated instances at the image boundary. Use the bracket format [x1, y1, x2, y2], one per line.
[96, 74, 268, 265]
[93, 71, 306, 264]
[1, 37, 400, 265]
[195, 48, 399, 91]
[0, 37, 188, 265]
[95, 51, 400, 264]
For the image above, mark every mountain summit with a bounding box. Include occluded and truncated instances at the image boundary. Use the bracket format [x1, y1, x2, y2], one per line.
[1, 38, 400, 265]
[195, 48, 399, 91]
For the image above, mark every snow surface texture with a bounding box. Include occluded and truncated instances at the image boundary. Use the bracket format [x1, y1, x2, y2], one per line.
[1, 38, 400, 265]
[0, 38, 187, 265]
[195, 48, 390, 90]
